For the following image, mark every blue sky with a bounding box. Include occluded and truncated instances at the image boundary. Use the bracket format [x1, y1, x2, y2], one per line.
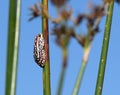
[0, 0, 120, 95]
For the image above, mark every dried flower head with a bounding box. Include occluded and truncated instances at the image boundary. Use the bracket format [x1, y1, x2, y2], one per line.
[52, 24, 74, 48]
[75, 14, 85, 25]
[60, 8, 72, 20]
[115, 0, 120, 3]
[29, 4, 40, 21]
[103, 0, 114, 4]
[51, 0, 68, 7]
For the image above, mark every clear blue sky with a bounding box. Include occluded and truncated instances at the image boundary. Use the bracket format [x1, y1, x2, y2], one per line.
[0, 0, 120, 95]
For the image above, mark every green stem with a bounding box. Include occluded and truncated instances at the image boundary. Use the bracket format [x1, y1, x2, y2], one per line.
[5, 0, 21, 95]
[57, 49, 68, 95]
[57, 68, 65, 95]
[95, 2, 114, 95]
[72, 45, 91, 95]
[42, 0, 51, 95]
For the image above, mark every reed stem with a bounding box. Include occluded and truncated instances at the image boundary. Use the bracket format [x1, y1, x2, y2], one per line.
[5, 0, 21, 95]
[57, 49, 68, 95]
[72, 44, 91, 95]
[42, 0, 51, 95]
[95, 2, 114, 95]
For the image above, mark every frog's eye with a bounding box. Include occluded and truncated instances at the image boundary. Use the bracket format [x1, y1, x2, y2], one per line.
[33, 33, 46, 68]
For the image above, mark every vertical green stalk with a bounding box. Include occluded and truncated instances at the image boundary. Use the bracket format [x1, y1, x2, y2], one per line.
[42, 0, 51, 95]
[95, 2, 114, 95]
[72, 44, 91, 95]
[57, 48, 68, 95]
[5, 0, 21, 95]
